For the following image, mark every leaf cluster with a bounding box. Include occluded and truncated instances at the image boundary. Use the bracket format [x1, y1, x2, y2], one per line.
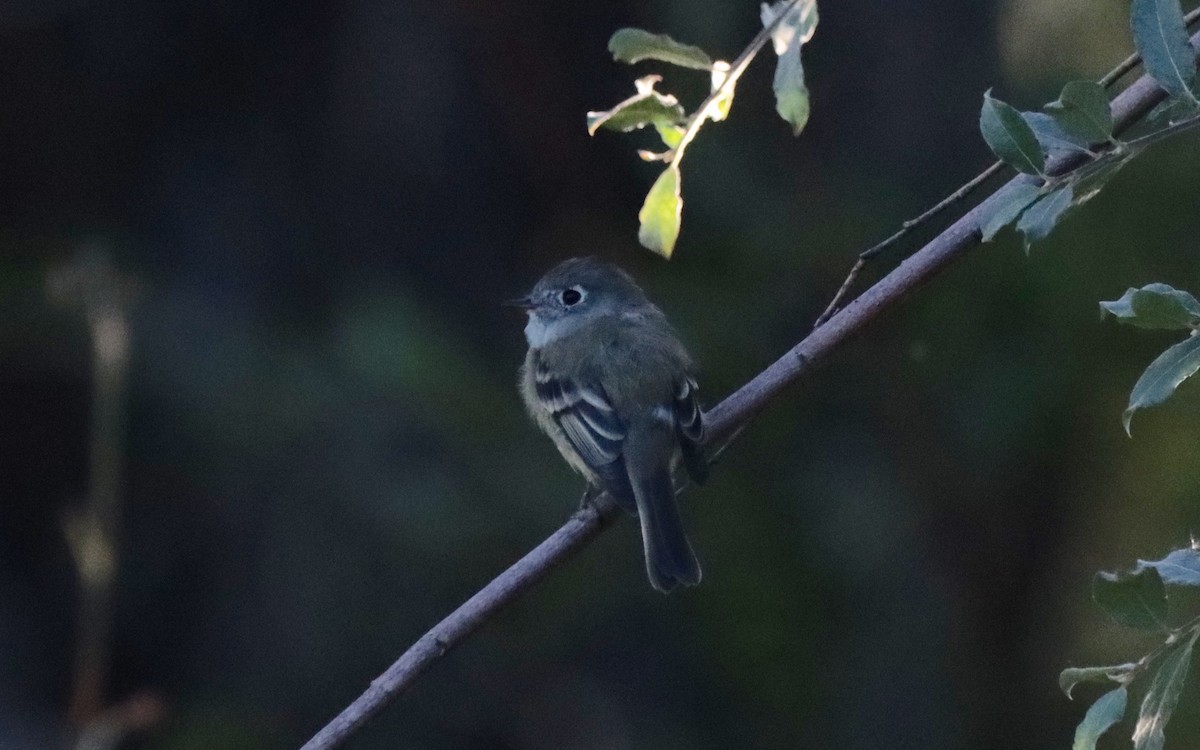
[1098, 284, 1200, 433]
[976, 1, 1200, 742]
[587, 0, 819, 258]
[974, 0, 1200, 435]
[977, 83, 1125, 252]
[977, 0, 1199, 253]
[1065, 545, 1200, 750]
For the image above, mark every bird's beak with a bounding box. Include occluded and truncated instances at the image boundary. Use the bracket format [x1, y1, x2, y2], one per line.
[503, 296, 535, 310]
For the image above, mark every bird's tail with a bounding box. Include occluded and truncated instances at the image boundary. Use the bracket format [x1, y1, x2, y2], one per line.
[632, 464, 701, 592]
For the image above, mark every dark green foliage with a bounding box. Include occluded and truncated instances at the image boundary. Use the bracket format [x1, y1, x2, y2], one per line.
[977, 0, 1200, 257]
[1132, 629, 1200, 750]
[980, 91, 1045, 175]
[1069, 547, 1200, 750]
[608, 29, 714, 70]
[1093, 567, 1168, 631]
[1101, 284, 1200, 331]
[1015, 185, 1073, 252]
[1045, 82, 1114, 145]
[761, 0, 819, 136]
[1072, 687, 1127, 750]
[1130, 0, 1199, 104]
[1138, 548, 1200, 586]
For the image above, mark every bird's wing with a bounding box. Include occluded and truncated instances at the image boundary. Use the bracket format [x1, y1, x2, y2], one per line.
[674, 376, 708, 485]
[534, 362, 626, 468]
[674, 376, 703, 443]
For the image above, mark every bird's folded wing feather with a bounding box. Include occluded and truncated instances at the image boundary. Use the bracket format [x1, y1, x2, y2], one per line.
[534, 363, 626, 468]
[674, 375, 708, 485]
[674, 376, 703, 444]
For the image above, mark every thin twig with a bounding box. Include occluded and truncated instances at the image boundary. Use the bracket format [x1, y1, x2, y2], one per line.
[1095, 4, 1200, 91]
[812, 161, 1005, 328]
[1095, 6, 1200, 90]
[297, 30, 1200, 750]
[1122, 112, 1200, 150]
[1125, 613, 1200, 684]
[1099, 6, 1200, 89]
[811, 7, 1200, 330]
[670, 0, 805, 163]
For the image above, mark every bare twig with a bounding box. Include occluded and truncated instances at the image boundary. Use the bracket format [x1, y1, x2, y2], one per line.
[298, 31, 1200, 750]
[811, 161, 1005, 328]
[1122, 111, 1200, 149]
[811, 7, 1200, 330]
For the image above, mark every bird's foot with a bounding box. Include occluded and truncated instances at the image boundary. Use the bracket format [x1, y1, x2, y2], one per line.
[577, 484, 601, 512]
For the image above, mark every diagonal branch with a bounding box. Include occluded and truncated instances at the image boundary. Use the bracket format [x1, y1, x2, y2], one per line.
[299, 30, 1200, 750]
[810, 6, 1200, 329]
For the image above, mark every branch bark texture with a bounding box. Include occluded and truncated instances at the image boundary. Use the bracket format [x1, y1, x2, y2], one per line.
[300, 33, 1200, 750]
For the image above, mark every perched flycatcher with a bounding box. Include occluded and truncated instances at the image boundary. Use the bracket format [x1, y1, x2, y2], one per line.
[508, 257, 707, 592]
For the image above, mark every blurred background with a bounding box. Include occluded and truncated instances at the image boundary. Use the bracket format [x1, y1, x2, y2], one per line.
[2, 0, 1200, 747]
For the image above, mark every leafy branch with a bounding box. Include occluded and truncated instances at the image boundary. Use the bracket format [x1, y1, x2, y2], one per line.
[1065, 0, 1200, 435]
[813, 4, 1200, 328]
[296, 24, 1200, 750]
[974, 0, 1200, 250]
[1101, 283, 1200, 434]
[588, 0, 818, 257]
[1063, 545, 1200, 750]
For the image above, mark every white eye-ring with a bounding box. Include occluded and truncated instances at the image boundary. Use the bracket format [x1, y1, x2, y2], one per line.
[560, 286, 586, 306]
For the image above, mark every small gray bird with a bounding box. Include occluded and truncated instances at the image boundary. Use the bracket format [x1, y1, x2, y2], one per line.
[508, 257, 707, 592]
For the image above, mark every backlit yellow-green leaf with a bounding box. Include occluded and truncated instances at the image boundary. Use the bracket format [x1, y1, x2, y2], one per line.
[638, 166, 682, 258]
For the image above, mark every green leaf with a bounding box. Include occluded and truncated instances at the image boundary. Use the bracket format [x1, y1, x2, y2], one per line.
[760, 0, 819, 136]
[1124, 334, 1200, 434]
[586, 75, 687, 136]
[652, 122, 686, 150]
[638, 165, 682, 257]
[1073, 687, 1127, 750]
[980, 182, 1042, 241]
[1022, 112, 1093, 156]
[1100, 290, 1139, 320]
[1132, 627, 1200, 750]
[1130, 0, 1198, 104]
[1146, 94, 1200, 127]
[608, 28, 714, 71]
[1072, 153, 1132, 205]
[980, 90, 1046, 175]
[1016, 184, 1073, 251]
[1101, 283, 1200, 330]
[1093, 567, 1168, 630]
[1046, 81, 1114, 143]
[1138, 547, 1200, 586]
[1060, 664, 1136, 699]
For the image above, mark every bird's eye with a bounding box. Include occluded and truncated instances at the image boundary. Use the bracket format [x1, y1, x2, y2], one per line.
[561, 287, 583, 306]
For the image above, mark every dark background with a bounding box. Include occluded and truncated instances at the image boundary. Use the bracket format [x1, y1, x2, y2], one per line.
[2, 0, 1200, 748]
